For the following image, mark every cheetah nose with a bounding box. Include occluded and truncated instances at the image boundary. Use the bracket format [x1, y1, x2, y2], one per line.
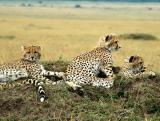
[118, 46, 121, 49]
[31, 56, 34, 59]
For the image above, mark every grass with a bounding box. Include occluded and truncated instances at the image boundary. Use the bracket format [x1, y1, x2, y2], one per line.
[0, 61, 160, 121]
[0, 6, 160, 72]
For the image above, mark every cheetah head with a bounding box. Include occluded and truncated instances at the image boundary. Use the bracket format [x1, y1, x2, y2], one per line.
[21, 46, 41, 62]
[125, 55, 145, 71]
[99, 34, 121, 51]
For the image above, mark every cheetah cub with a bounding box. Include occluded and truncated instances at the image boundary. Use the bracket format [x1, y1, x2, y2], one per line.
[66, 34, 121, 93]
[117, 55, 156, 78]
[0, 46, 65, 102]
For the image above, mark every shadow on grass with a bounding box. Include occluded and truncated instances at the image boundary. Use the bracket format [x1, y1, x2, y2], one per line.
[0, 60, 160, 121]
[119, 33, 158, 40]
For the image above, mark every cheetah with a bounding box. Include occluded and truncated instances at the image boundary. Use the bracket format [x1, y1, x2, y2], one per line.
[117, 55, 156, 78]
[0, 46, 65, 102]
[66, 34, 121, 92]
[0, 68, 28, 82]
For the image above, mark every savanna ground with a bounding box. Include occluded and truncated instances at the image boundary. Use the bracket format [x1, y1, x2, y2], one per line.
[0, 4, 160, 121]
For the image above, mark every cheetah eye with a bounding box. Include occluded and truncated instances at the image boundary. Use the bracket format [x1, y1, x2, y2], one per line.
[34, 52, 37, 54]
[139, 62, 143, 64]
[115, 41, 118, 43]
[27, 52, 31, 54]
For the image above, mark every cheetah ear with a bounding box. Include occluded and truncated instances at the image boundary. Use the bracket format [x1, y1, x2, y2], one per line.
[37, 46, 41, 51]
[105, 35, 110, 41]
[21, 46, 27, 51]
[105, 34, 115, 42]
[129, 56, 135, 63]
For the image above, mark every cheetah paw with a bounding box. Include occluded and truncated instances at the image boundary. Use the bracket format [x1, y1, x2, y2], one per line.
[149, 72, 156, 78]
[58, 72, 66, 80]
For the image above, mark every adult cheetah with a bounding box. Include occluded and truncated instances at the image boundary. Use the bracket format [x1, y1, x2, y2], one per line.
[66, 34, 121, 92]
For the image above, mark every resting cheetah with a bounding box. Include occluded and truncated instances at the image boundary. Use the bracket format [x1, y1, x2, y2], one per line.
[66, 34, 121, 92]
[0, 68, 28, 82]
[115, 55, 155, 78]
[0, 46, 65, 102]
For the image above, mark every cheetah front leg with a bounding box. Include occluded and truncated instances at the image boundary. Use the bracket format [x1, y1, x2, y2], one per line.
[134, 69, 156, 78]
[91, 76, 114, 88]
[66, 81, 82, 90]
[34, 74, 64, 85]
[66, 75, 114, 96]
[66, 81, 85, 96]
[40, 65, 66, 80]
[66, 75, 85, 96]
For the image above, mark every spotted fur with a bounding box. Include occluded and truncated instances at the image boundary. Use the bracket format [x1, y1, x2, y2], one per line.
[0, 68, 28, 82]
[118, 55, 155, 78]
[0, 46, 65, 102]
[66, 34, 121, 91]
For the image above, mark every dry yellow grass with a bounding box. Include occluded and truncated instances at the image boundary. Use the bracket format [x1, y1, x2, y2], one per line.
[0, 6, 160, 72]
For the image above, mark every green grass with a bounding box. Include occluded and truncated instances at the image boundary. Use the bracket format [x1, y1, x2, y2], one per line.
[0, 61, 160, 121]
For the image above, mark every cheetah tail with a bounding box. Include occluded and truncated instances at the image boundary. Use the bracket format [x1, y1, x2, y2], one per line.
[26, 79, 46, 102]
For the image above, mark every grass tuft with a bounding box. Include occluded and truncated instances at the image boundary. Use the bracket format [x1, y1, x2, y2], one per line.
[0, 35, 16, 40]
[119, 33, 158, 40]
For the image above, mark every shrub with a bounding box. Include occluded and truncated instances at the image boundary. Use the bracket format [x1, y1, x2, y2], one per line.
[0, 35, 15, 40]
[75, 4, 81, 8]
[119, 33, 158, 40]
